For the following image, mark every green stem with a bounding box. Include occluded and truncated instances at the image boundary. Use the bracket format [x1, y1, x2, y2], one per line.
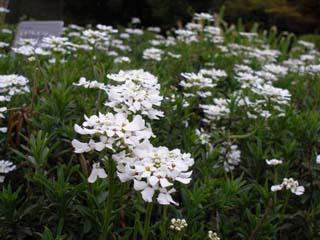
[160, 206, 168, 240]
[142, 203, 153, 240]
[133, 210, 140, 240]
[99, 158, 116, 240]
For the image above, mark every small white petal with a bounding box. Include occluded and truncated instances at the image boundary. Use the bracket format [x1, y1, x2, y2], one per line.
[271, 185, 282, 192]
[141, 187, 154, 202]
[88, 169, 98, 183]
[160, 178, 173, 188]
[134, 180, 148, 191]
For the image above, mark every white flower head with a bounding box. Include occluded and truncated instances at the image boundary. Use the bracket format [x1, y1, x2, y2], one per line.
[72, 113, 153, 153]
[193, 12, 214, 22]
[208, 231, 220, 240]
[271, 177, 305, 195]
[106, 69, 164, 119]
[143, 47, 164, 61]
[0, 160, 16, 183]
[114, 140, 194, 205]
[170, 218, 188, 231]
[220, 142, 241, 172]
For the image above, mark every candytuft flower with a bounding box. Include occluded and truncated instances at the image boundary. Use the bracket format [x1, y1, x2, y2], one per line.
[72, 113, 153, 153]
[170, 218, 188, 231]
[0, 160, 16, 183]
[208, 231, 220, 240]
[114, 140, 194, 205]
[106, 69, 164, 119]
[271, 177, 305, 195]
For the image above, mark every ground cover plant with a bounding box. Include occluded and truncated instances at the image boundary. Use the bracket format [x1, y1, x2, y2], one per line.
[0, 11, 320, 240]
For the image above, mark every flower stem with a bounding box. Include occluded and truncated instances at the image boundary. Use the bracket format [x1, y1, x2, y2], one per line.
[160, 206, 168, 240]
[142, 203, 153, 240]
[99, 158, 116, 240]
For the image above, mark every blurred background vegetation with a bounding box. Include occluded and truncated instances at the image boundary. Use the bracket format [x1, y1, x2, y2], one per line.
[5, 0, 320, 45]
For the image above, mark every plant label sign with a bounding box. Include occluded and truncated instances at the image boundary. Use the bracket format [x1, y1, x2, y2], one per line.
[13, 21, 64, 47]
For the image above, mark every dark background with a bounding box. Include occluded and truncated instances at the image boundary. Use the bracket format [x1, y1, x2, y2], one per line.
[5, 0, 320, 34]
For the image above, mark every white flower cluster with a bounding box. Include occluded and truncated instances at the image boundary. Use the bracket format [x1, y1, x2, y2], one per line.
[208, 231, 220, 240]
[193, 12, 215, 22]
[225, 44, 280, 63]
[271, 177, 305, 195]
[115, 140, 194, 205]
[73, 77, 107, 91]
[233, 64, 291, 119]
[0, 160, 16, 183]
[72, 113, 152, 153]
[200, 98, 230, 124]
[0, 74, 29, 102]
[12, 39, 51, 61]
[195, 128, 211, 145]
[73, 69, 194, 205]
[106, 69, 164, 119]
[114, 56, 130, 64]
[284, 40, 320, 74]
[143, 47, 164, 61]
[180, 68, 227, 98]
[41, 36, 73, 54]
[170, 218, 188, 231]
[0, 74, 30, 133]
[220, 143, 241, 172]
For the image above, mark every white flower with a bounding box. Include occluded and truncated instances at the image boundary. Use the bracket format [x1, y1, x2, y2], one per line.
[271, 178, 305, 195]
[0, 42, 9, 48]
[0, 160, 16, 183]
[147, 27, 161, 33]
[73, 77, 107, 91]
[1, 28, 12, 34]
[220, 143, 241, 172]
[106, 69, 163, 119]
[96, 24, 118, 33]
[72, 113, 153, 153]
[200, 98, 230, 123]
[143, 47, 164, 61]
[170, 218, 188, 231]
[125, 28, 144, 36]
[252, 84, 291, 105]
[271, 185, 283, 192]
[266, 159, 283, 166]
[193, 12, 214, 22]
[114, 56, 131, 64]
[88, 163, 107, 183]
[263, 64, 288, 76]
[114, 140, 194, 205]
[175, 29, 198, 44]
[131, 17, 141, 24]
[297, 40, 315, 50]
[195, 129, 211, 145]
[316, 155, 320, 164]
[208, 231, 220, 240]
[81, 29, 108, 46]
[0, 75, 29, 102]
